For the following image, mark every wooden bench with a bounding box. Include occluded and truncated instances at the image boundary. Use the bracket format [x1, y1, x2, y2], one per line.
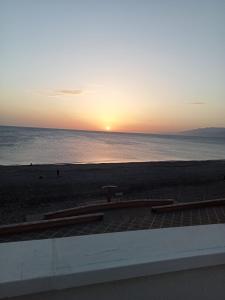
[152, 198, 225, 213]
[44, 199, 174, 219]
[0, 213, 104, 236]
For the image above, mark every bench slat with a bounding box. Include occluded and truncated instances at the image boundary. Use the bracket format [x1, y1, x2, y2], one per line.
[152, 198, 225, 213]
[0, 213, 104, 236]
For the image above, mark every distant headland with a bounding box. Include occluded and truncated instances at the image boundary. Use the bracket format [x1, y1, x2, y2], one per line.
[179, 127, 225, 137]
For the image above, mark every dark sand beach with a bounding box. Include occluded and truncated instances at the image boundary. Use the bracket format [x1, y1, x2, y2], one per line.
[1, 160, 225, 226]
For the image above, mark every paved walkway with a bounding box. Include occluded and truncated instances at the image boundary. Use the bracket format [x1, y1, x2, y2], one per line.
[1, 203, 225, 243]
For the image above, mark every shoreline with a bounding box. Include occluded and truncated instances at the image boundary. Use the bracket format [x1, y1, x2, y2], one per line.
[1, 158, 225, 167]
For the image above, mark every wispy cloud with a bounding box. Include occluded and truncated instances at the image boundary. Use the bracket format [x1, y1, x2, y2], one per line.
[33, 85, 99, 98]
[188, 101, 205, 105]
[54, 89, 83, 96]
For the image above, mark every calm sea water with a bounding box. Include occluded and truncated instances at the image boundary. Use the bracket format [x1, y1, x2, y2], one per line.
[0, 126, 225, 165]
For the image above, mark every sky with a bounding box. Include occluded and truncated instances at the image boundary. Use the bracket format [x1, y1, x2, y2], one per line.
[0, 0, 225, 133]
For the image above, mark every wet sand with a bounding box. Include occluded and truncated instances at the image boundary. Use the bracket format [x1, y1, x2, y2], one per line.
[1, 160, 225, 225]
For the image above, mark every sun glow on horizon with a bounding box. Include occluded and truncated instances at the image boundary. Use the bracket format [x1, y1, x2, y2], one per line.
[105, 126, 111, 131]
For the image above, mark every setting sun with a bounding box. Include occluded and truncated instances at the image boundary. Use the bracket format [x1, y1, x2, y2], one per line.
[105, 126, 111, 131]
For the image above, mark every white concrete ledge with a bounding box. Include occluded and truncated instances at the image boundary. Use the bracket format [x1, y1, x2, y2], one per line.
[0, 224, 225, 299]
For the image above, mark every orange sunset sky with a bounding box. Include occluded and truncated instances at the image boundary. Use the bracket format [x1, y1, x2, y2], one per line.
[1, 0, 225, 133]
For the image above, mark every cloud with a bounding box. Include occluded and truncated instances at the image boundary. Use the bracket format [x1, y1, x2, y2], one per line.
[30, 88, 83, 98]
[188, 101, 205, 105]
[55, 89, 83, 96]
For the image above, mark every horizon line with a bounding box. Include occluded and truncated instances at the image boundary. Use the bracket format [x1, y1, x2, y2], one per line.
[1, 123, 225, 136]
[0, 123, 179, 136]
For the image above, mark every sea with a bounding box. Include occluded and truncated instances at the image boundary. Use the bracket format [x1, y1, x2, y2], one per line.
[0, 125, 225, 165]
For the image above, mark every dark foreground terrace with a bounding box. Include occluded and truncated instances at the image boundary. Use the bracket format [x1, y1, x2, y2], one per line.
[1, 198, 225, 243]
